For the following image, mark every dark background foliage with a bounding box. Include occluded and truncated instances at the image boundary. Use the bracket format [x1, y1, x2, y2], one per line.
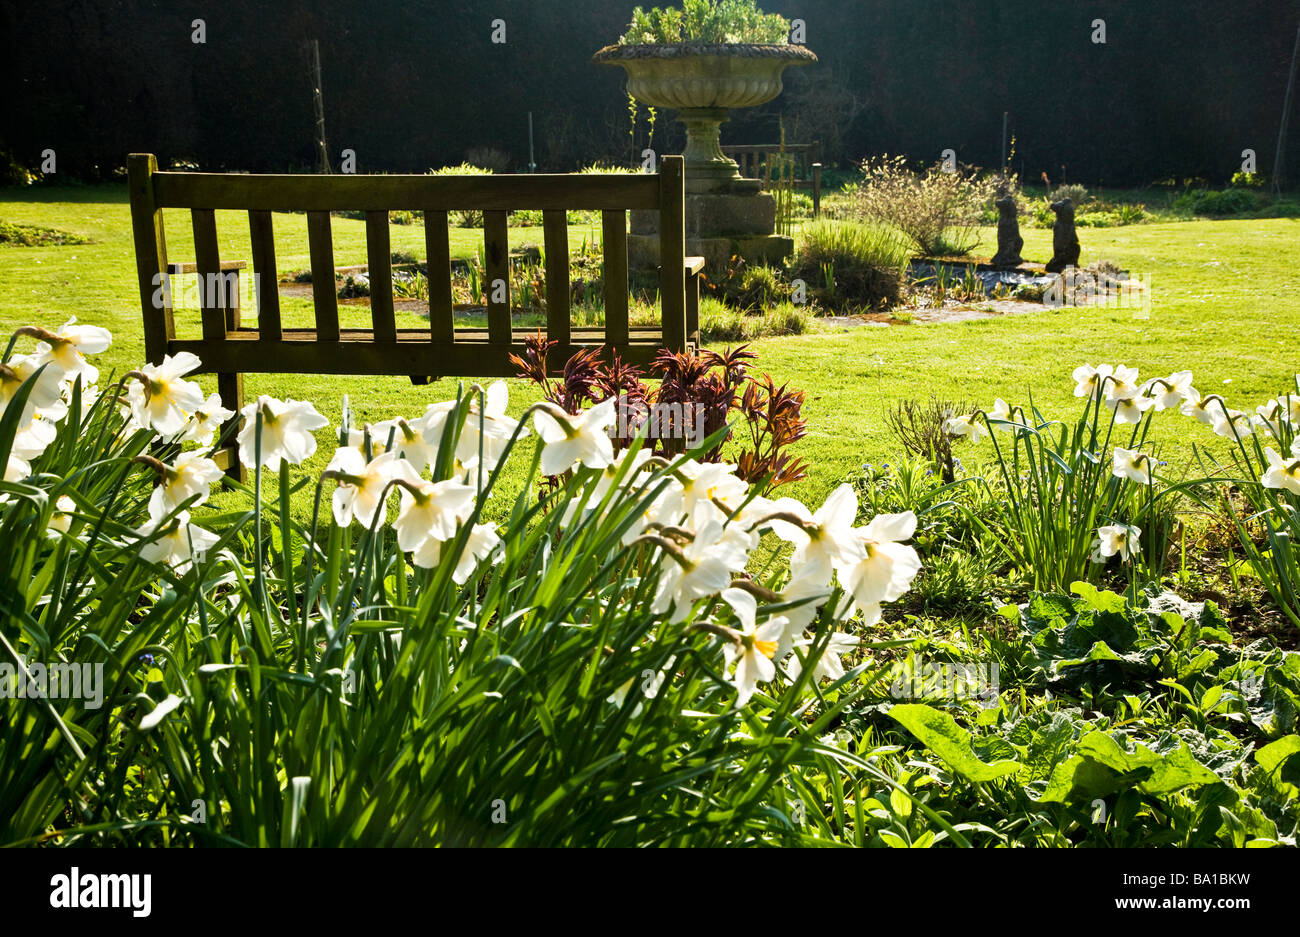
[2, 0, 1299, 185]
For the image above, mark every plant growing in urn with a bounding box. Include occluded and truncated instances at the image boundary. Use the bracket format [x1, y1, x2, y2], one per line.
[594, 0, 817, 272]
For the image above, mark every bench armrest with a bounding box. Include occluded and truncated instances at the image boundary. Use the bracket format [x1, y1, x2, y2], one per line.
[684, 256, 705, 276]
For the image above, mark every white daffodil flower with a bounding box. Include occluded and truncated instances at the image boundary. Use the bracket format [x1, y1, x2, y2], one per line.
[1261, 448, 1300, 495]
[393, 477, 476, 552]
[1253, 395, 1299, 437]
[619, 473, 686, 546]
[48, 495, 76, 535]
[345, 426, 393, 459]
[836, 511, 922, 625]
[5, 454, 31, 482]
[651, 520, 752, 623]
[988, 398, 1027, 432]
[1072, 363, 1113, 399]
[237, 395, 330, 470]
[0, 353, 66, 423]
[1112, 447, 1154, 485]
[421, 381, 525, 474]
[11, 417, 57, 461]
[664, 459, 750, 528]
[128, 352, 206, 437]
[1103, 365, 1142, 402]
[723, 617, 787, 708]
[607, 656, 672, 717]
[767, 483, 866, 588]
[1211, 408, 1254, 440]
[778, 575, 832, 633]
[1143, 370, 1196, 410]
[1108, 391, 1155, 425]
[326, 449, 409, 529]
[1091, 523, 1141, 563]
[942, 412, 987, 443]
[373, 418, 439, 473]
[533, 397, 617, 476]
[787, 632, 860, 684]
[33, 316, 112, 383]
[560, 447, 653, 526]
[176, 393, 236, 448]
[1181, 392, 1227, 427]
[135, 511, 220, 574]
[721, 587, 798, 664]
[148, 451, 224, 519]
[411, 522, 502, 583]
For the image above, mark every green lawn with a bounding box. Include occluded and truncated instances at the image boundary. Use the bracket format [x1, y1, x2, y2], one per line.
[3, 184, 1298, 515]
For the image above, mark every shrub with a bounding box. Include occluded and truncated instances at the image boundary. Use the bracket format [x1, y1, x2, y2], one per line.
[512, 336, 807, 485]
[885, 396, 974, 484]
[0, 150, 39, 186]
[580, 162, 639, 174]
[0, 221, 91, 247]
[338, 274, 369, 298]
[1174, 188, 1258, 216]
[1052, 183, 1090, 205]
[428, 163, 496, 227]
[1230, 171, 1265, 189]
[699, 298, 812, 341]
[619, 0, 790, 45]
[854, 156, 998, 257]
[790, 220, 909, 311]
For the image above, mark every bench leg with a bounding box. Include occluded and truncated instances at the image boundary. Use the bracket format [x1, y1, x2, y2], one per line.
[217, 371, 245, 483]
[217, 271, 245, 482]
[686, 270, 701, 350]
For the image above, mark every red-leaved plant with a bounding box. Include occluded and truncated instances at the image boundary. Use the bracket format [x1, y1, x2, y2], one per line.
[510, 334, 807, 491]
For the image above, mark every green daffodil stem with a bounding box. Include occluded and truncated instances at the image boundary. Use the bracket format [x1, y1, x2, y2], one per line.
[12, 325, 62, 344]
[130, 454, 167, 482]
[747, 510, 814, 533]
[684, 622, 742, 645]
[631, 534, 693, 570]
[726, 579, 782, 602]
[280, 459, 297, 627]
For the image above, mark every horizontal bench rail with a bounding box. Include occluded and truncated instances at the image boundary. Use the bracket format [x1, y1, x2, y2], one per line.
[151, 171, 662, 212]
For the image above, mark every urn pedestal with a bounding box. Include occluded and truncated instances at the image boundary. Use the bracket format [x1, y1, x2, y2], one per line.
[593, 42, 816, 273]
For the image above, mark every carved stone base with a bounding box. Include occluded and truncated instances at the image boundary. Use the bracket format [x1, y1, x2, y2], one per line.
[632, 190, 776, 240]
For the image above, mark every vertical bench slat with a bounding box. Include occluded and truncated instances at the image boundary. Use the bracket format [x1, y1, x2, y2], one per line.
[601, 209, 629, 347]
[543, 210, 570, 355]
[658, 156, 687, 353]
[248, 210, 282, 340]
[365, 211, 396, 342]
[307, 210, 340, 341]
[127, 154, 173, 364]
[424, 209, 454, 343]
[484, 210, 510, 344]
[191, 209, 226, 342]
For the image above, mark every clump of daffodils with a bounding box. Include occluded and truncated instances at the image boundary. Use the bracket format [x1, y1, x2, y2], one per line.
[3, 324, 927, 716]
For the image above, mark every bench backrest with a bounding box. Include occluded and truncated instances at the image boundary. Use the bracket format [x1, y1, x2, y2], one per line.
[126, 153, 688, 379]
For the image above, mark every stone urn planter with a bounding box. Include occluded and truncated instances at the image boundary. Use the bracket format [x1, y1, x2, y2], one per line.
[594, 42, 817, 271]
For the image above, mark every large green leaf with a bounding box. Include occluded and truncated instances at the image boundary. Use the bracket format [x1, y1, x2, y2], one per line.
[888, 703, 1021, 782]
[1037, 731, 1219, 803]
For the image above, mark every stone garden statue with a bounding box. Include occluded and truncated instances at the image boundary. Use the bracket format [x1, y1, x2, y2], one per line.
[991, 195, 1024, 267]
[1046, 198, 1081, 273]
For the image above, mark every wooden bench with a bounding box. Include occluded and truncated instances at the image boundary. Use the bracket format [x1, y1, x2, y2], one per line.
[127, 153, 704, 479]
